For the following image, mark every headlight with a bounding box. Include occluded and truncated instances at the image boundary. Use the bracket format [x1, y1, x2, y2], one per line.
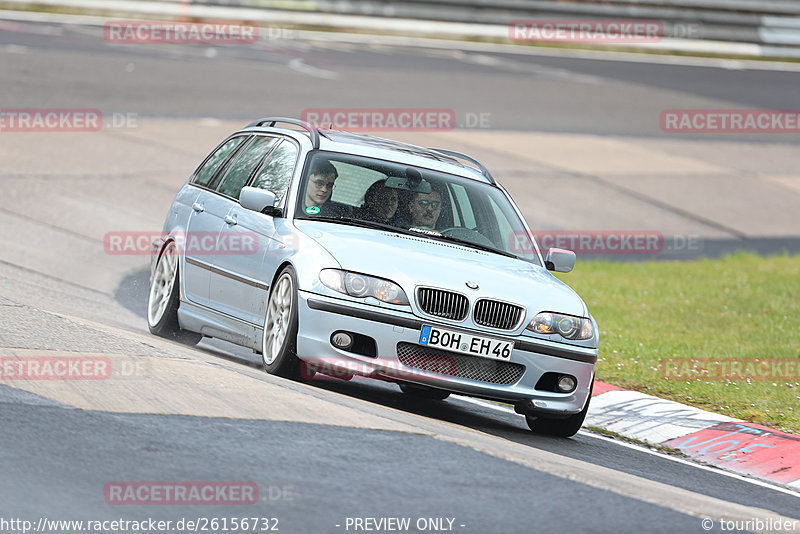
[319, 269, 409, 305]
[527, 312, 593, 340]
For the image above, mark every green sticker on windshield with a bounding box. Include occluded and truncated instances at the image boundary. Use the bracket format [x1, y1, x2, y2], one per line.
[306, 206, 320, 215]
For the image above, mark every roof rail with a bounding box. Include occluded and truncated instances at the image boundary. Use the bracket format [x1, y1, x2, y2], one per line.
[429, 148, 496, 184]
[246, 117, 320, 149]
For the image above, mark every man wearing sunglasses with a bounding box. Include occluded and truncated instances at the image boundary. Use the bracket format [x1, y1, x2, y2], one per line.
[304, 159, 339, 212]
[408, 190, 443, 231]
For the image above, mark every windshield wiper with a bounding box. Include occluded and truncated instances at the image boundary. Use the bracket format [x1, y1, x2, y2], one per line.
[422, 232, 519, 259]
[306, 217, 520, 259]
[306, 217, 417, 236]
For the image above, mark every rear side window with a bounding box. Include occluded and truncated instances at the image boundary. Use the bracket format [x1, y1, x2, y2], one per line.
[328, 161, 386, 207]
[217, 136, 279, 199]
[193, 136, 247, 188]
[251, 140, 299, 204]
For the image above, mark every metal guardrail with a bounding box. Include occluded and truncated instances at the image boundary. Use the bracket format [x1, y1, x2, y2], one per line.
[91, 0, 800, 57]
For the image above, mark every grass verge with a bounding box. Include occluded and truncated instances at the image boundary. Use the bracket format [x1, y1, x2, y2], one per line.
[559, 253, 800, 434]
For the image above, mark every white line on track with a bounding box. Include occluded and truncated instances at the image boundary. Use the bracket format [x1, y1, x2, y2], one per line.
[455, 395, 800, 500]
[287, 58, 339, 79]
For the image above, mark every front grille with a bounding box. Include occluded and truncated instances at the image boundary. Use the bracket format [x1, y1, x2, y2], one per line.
[473, 299, 525, 330]
[416, 287, 469, 321]
[397, 342, 525, 385]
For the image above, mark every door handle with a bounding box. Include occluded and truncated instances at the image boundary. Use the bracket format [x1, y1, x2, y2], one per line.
[224, 214, 238, 226]
[192, 203, 204, 213]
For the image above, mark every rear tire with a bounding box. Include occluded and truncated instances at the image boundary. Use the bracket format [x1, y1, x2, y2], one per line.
[147, 241, 202, 345]
[399, 383, 450, 401]
[262, 266, 301, 379]
[526, 380, 593, 438]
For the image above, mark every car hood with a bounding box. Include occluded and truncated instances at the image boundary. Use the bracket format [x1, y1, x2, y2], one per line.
[296, 220, 587, 318]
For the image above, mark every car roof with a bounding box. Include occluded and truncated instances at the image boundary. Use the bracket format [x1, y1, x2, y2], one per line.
[238, 121, 495, 185]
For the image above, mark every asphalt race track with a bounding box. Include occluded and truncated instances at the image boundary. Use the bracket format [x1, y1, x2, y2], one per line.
[1, 15, 799, 534]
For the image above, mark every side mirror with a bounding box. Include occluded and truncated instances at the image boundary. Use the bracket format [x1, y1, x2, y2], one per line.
[240, 187, 277, 215]
[545, 248, 576, 273]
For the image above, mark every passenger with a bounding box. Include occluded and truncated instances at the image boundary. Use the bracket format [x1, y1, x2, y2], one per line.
[360, 179, 398, 224]
[408, 189, 443, 231]
[303, 159, 338, 214]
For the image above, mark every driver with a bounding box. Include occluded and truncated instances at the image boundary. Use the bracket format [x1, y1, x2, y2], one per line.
[408, 189, 442, 231]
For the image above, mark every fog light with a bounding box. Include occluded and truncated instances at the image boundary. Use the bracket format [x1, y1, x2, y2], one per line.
[557, 375, 577, 393]
[331, 332, 354, 350]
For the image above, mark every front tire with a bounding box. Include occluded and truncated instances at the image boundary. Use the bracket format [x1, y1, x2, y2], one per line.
[526, 380, 593, 438]
[147, 241, 202, 345]
[262, 266, 301, 379]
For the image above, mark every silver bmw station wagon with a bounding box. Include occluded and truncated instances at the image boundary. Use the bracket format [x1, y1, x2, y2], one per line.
[148, 117, 599, 437]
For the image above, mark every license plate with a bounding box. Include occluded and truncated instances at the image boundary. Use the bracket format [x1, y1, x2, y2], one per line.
[418, 325, 513, 361]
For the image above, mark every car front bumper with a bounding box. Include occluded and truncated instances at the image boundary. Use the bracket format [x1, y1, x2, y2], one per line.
[296, 291, 597, 416]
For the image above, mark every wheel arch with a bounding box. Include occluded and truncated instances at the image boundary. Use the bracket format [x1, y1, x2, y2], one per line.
[158, 234, 187, 301]
[268, 261, 297, 299]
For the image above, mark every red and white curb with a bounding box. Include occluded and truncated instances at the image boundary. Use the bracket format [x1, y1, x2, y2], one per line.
[587, 382, 800, 489]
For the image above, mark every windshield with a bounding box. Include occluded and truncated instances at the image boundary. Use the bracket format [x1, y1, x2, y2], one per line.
[295, 150, 541, 265]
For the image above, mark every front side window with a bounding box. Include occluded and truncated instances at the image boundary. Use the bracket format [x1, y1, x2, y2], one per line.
[251, 140, 299, 204]
[217, 136, 279, 199]
[294, 151, 541, 265]
[192, 136, 247, 188]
